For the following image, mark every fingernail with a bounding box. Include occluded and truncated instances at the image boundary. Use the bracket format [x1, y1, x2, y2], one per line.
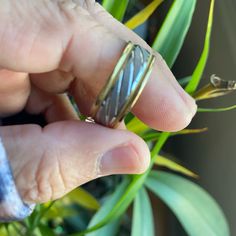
[98, 145, 145, 175]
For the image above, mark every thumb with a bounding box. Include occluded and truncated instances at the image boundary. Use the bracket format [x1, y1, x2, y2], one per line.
[0, 121, 150, 203]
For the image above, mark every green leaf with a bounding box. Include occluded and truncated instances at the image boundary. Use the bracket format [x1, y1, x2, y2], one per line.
[79, 176, 146, 235]
[10, 223, 25, 236]
[65, 187, 100, 211]
[146, 171, 230, 236]
[185, 0, 215, 93]
[125, 0, 163, 30]
[126, 116, 150, 134]
[81, 179, 129, 236]
[155, 155, 198, 178]
[38, 224, 56, 236]
[152, 0, 196, 67]
[86, 217, 121, 236]
[143, 128, 207, 142]
[198, 105, 236, 113]
[178, 76, 192, 86]
[5, 224, 24, 236]
[44, 202, 77, 220]
[102, 0, 115, 10]
[102, 0, 129, 21]
[25, 203, 55, 234]
[131, 188, 154, 236]
[0, 225, 8, 236]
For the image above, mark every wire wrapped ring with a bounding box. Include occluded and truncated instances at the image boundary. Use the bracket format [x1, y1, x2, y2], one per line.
[90, 41, 155, 128]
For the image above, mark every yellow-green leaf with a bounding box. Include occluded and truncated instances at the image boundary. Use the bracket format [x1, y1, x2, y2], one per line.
[155, 155, 198, 178]
[44, 203, 77, 220]
[126, 117, 150, 134]
[173, 128, 208, 136]
[125, 0, 163, 30]
[0, 226, 7, 236]
[198, 105, 236, 113]
[0, 223, 19, 236]
[65, 188, 100, 211]
[143, 128, 207, 142]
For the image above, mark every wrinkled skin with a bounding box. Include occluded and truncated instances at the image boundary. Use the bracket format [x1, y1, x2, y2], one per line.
[0, 0, 197, 206]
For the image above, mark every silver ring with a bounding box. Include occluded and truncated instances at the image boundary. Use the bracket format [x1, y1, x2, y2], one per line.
[90, 41, 155, 128]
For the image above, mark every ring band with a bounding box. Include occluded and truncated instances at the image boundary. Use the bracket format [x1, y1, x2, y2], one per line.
[90, 41, 155, 128]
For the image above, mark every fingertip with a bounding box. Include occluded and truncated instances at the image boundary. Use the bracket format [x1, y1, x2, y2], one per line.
[130, 133, 151, 174]
[99, 131, 150, 175]
[132, 61, 197, 132]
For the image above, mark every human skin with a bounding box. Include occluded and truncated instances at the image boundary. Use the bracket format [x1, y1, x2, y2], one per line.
[0, 0, 197, 204]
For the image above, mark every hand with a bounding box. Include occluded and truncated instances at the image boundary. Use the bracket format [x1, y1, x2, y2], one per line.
[0, 0, 197, 204]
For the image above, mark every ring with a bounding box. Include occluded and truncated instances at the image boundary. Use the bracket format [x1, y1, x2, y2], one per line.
[90, 41, 155, 128]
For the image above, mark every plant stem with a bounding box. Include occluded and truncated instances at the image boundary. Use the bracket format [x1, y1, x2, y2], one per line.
[26, 202, 55, 235]
[150, 132, 170, 165]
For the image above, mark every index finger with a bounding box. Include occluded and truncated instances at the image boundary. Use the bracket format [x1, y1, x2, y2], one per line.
[0, 0, 197, 131]
[31, 2, 196, 131]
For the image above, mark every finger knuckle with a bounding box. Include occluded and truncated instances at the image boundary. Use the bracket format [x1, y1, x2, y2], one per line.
[25, 148, 68, 203]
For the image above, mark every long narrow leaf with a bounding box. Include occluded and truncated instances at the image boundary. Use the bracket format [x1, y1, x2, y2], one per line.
[0, 226, 8, 236]
[125, 0, 163, 30]
[146, 171, 230, 236]
[71, 179, 129, 236]
[78, 175, 146, 235]
[198, 105, 236, 113]
[143, 128, 207, 141]
[152, 0, 196, 67]
[155, 155, 198, 178]
[131, 188, 154, 236]
[126, 116, 150, 134]
[84, 179, 129, 236]
[102, 0, 115, 11]
[102, 0, 129, 21]
[179, 76, 192, 86]
[65, 187, 100, 211]
[185, 0, 215, 93]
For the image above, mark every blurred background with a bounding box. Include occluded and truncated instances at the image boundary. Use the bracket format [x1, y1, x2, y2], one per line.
[144, 0, 236, 235]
